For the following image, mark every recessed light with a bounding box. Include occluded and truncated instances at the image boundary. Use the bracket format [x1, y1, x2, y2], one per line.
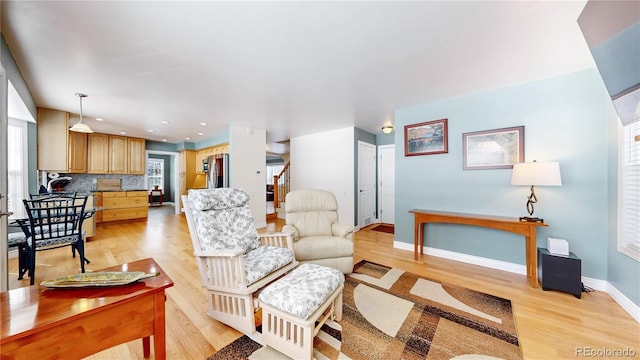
[185, 137, 191, 140]
[161, 121, 169, 124]
[148, 129, 154, 133]
[95, 118, 104, 122]
[197, 132, 203, 136]
[162, 139, 167, 142]
[200, 122, 207, 126]
[120, 131, 127, 135]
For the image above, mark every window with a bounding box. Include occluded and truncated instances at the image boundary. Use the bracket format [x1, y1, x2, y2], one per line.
[266, 164, 284, 184]
[618, 120, 640, 261]
[7, 118, 28, 219]
[147, 158, 164, 190]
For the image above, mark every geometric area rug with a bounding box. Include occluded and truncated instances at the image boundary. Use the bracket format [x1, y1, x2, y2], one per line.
[209, 260, 522, 360]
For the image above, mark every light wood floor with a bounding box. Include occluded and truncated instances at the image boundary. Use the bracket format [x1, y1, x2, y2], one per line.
[7, 207, 639, 359]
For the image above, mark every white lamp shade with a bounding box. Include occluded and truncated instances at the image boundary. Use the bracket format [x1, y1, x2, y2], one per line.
[511, 161, 562, 186]
[69, 121, 94, 133]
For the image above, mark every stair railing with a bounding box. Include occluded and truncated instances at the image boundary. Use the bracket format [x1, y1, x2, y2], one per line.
[273, 161, 290, 209]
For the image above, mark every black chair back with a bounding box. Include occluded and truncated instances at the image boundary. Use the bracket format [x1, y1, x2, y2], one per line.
[20, 194, 89, 284]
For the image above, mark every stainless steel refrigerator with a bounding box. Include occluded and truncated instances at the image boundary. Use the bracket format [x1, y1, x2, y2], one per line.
[204, 154, 229, 188]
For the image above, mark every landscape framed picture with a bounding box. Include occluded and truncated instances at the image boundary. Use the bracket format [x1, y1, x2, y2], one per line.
[462, 126, 524, 169]
[404, 118, 448, 156]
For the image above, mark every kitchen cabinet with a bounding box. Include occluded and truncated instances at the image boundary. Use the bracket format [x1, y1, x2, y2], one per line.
[87, 133, 110, 174]
[195, 144, 228, 172]
[88, 134, 144, 174]
[109, 135, 128, 174]
[127, 137, 146, 175]
[82, 194, 96, 238]
[37, 108, 69, 172]
[37, 107, 146, 175]
[179, 150, 196, 209]
[100, 191, 148, 222]
[67, 130, 88, 173]
[94, 192, 103, 223]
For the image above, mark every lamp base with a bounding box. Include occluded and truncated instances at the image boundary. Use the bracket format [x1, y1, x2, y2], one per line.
[519, 216, 544, 223]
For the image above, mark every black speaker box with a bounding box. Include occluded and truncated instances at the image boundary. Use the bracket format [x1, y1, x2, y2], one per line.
[537, 247, 582, 299]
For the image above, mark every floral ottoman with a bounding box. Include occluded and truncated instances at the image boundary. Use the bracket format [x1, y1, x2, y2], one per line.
[258, 263, 344, 360]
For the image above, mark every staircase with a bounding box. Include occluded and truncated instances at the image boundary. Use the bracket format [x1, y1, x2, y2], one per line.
[270, 161, 290, 219]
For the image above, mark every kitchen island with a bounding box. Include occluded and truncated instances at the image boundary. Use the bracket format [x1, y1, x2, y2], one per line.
[94, 190, 148, 223]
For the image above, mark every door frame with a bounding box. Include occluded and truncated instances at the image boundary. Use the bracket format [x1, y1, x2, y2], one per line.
[357, 141, 376, 230]
[377, 144, 395, 225]
[1, 64, 7, 291]
[145, 150, 181, 215]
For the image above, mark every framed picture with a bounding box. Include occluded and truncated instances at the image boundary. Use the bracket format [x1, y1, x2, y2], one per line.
[462, 126, 524, 170]
[404, 118, 448, 156]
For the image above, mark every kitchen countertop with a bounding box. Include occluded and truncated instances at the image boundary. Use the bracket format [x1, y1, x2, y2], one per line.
[93, 189, 148, 192]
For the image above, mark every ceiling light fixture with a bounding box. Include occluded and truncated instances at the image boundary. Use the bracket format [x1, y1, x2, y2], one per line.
[381, 125, 394, 134]
[69, 93, 94, 133]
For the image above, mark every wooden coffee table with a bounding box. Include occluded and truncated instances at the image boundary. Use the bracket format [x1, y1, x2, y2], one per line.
[1, 258, 174, 359]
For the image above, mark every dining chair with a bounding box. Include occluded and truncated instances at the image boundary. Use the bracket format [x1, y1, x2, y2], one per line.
[18, 193, 90, 285]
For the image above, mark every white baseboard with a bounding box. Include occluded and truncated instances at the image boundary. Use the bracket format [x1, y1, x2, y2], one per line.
[607, 282, 640, 323]
[394, 241, 640, 324]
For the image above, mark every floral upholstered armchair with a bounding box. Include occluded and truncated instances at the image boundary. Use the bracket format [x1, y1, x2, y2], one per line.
[182, 187, 298, 338]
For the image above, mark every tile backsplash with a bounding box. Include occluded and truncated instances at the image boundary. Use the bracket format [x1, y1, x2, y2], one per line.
[61, 174, 146, 193]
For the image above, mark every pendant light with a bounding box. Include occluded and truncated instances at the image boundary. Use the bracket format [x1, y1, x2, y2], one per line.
[69, 93, 94, 133]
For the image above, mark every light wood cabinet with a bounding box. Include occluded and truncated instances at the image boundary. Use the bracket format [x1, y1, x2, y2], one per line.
[100, 191, 148, 222]
[195, 144, 229, 172]
[37, 108, 69, 172]
[37, 107, 147, 175]
[82, 194, 96, 238]
[87, 133, 110, 174]
[108, 135, 128, 174]
[179, 150, 196, 209]
[67, 131, 88, 173]
[94, 192, 103, 223]
[127, 137, 146, 175]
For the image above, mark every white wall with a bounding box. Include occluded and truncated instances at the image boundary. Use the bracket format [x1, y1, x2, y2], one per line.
[229, 124, 267, 228]
[290, 126, 355, 225]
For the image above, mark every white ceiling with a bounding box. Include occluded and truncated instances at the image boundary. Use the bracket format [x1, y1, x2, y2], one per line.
[1, 1, 596, 146]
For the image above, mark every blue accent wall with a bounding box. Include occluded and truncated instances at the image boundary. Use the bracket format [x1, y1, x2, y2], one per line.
[377, 133, 394, 146]
[590, 23, 640, 97]
[394, 69, 613, 282]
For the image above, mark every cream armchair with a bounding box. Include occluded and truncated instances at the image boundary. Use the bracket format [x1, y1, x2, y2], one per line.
[282, 189, 354, 274]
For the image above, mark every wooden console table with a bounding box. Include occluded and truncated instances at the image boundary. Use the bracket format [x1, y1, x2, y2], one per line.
[1, 258, 174, 359]
[409, 209, 547, 288]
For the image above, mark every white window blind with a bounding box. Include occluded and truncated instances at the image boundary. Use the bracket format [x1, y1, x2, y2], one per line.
[619, 120, 640, 261]
[7, 118, 28, 219]
[266, 164, 284, 184]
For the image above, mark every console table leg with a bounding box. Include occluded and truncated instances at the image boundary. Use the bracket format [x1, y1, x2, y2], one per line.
[414, 220, 420, 260]
[525, 234, 538, 288]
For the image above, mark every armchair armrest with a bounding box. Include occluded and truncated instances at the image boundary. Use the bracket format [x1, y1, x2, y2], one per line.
[282, 224, 300, 241]
[193, 247, 249, 290]
[259, 232, 295, 251]
[193, 247, 245, 258]
[332, 222, 354, 239]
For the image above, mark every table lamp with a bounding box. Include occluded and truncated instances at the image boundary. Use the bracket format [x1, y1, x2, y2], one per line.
[510, 161, 562, 222]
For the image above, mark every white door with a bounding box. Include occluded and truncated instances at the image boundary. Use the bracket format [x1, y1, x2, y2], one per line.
[358, 141, 376, 228]
[378, 145, 395, 224]
[1, 65, 8, 291]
